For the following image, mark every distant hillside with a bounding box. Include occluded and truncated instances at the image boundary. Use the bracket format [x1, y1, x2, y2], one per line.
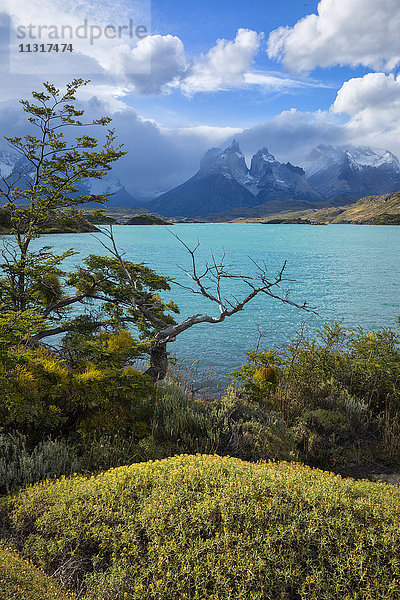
[0, 208, 99, 234]
[331, 191, 400, 224]
[125, 214, 170, 225]
[188, 196, 348, 223]
[233, 191, 400, 224]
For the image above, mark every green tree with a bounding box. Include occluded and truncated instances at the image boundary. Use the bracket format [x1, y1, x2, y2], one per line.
[0, 78, 124, 315]
[0, 80, 183, 382]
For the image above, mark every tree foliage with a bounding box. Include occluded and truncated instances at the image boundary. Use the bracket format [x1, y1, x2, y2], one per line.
[0, 79, 126, 333]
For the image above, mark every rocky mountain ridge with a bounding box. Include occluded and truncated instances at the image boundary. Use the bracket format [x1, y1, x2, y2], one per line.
[302, 145, 400, 199]
[3, 142, 400, 219]
[148, 140, 400, 217]
[149, 140, 325, 217]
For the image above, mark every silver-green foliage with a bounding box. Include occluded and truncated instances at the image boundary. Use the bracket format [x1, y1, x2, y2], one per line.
[0, 433, 79, 494]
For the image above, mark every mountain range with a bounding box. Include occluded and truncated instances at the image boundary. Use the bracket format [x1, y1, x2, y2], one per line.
[148, 142, 400, 218]
[302, 145, 400, 199]
[2, 141, 400, 219]
[0, 150, 137, 207]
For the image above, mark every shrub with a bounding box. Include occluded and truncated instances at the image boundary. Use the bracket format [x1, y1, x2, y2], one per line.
[231, 323, 400, 465]
[292, 409, 353, 465]
[229, 349, 282, 403]
[0, 432, 153, 494]
[0, 344, 155, 440]
[0, 543, 75, 599]
[0, 434, 79, 495]
[152, 381, 297, 462]
[75, 432, 142, 473]
[5, 454, 400, 600]
[0, 381, 297, 496]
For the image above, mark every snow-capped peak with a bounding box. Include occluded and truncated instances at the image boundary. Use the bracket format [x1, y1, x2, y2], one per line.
[198, 140, 249, 182]
[228, 139, 243, 155]
[344, 146, 399, 169]
[302, 144, 400, 199]
[304, 144, 399, 175]
[255, 147, 276, 163]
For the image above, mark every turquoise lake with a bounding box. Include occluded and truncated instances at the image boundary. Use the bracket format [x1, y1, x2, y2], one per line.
[37, 224, 400, 382]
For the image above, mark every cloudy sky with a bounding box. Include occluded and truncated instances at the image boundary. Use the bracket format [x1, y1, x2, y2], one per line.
[1, 0, 400, 198]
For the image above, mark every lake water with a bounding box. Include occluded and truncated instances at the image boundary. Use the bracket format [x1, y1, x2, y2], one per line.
[37, 224, 400, 382]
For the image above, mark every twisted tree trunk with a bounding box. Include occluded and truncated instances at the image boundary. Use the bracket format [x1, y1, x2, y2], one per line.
[145, 340, 168, 381]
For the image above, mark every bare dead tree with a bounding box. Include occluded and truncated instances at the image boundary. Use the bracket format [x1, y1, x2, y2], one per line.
[98, 227, 316, 381]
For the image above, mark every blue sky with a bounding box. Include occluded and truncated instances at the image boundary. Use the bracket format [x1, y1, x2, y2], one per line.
[127, 0, 369, 127]
[1, 0, 400, 197]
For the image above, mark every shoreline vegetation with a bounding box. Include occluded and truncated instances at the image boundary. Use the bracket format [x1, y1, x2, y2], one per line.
[1, 80, 399, 600]
[1, 189, 400, 232]
[89, 191, 400, 225]
[2, 330, 400, 599]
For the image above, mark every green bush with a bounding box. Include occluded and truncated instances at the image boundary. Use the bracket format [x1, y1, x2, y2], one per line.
[1, 322, 398, 491]
[5, 454, 400, 599]
[231, 323, 400, 465]
[292, 409, 353, 465]
[0, 342, 155, 441]
[0, 382, 298, 495]
[152, 381, 297, 462]
[0, 432, 153, 495]
[0, 543, 75, 599]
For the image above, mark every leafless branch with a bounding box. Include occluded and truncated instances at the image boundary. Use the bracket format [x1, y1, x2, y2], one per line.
[93, 226, 316, 380]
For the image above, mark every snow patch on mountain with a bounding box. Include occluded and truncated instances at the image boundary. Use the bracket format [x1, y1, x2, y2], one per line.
[0, 149, 137, 206]
[0, 150, 21, 178]
[303, 145, 400, 177]
[85, 175, 124, 196]
[346, 146, 399, 169]
[303, 144, 400, 199]
[198, 139, 249, 185]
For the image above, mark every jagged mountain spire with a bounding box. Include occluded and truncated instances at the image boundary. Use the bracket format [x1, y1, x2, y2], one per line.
[198, 140, 249, 183]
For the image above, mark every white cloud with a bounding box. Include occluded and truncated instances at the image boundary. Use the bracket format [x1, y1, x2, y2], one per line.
[243, 71, 335, 91]
[180, 29, 263, 94]
[4, 0, 150, 76]
[119, 35, 188, 94]
[163, 125, 243, 145]
[124, 31, 328, 96]
[0, 0, 268, 99]
[333, 73, 400, 117]
[1, 0, 329, 98]
[235, 108, 347, 164]
[268, 0, 400, 72]
[331, 72, 400, 151]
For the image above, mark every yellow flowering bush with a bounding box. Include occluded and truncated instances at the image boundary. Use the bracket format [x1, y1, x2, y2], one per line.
[6, 454, 400, 599]
[0, 542, 75, 600]
[0, 345, 155, 437]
